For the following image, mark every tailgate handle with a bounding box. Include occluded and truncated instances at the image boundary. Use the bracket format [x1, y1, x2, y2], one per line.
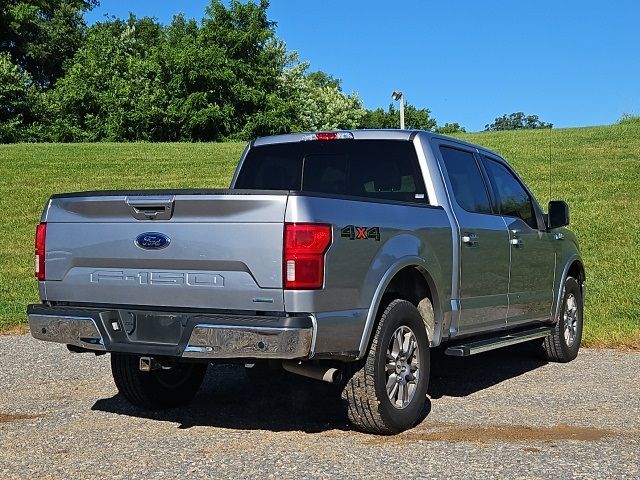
[126, 196, 175, 220]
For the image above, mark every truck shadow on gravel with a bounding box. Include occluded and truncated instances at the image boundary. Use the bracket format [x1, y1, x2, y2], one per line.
[91, 343, 547, 433]
[428, 343, 548, 399]
[94, 367, 353, 433]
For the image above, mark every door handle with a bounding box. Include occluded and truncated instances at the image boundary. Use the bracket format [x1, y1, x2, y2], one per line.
[510, 230, 524, 248]
[126, 196, 175, 220]
[461, 233, 479, 247]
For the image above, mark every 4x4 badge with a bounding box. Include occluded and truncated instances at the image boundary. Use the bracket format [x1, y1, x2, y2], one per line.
[341, 225, 380, 241]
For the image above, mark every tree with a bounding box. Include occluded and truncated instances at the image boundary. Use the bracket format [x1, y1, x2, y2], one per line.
[200, 0, 291, 139]
[0, 52, 39, 141]
[435, 122, 466, 134]
[359, 103, 437, 130]
[359, 106, 394, 129]
[275, 60, 364, 132]
[306, 70, 341, 90]
[47, 0, 297, 141]
[43, 16, 170, 141]
[0, 0, 97, 87]
[308, 84, 364, 130]
[485, 112, 552, 131]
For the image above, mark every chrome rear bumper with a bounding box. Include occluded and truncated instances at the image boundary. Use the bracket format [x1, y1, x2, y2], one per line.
[27, 305, 313, 360]
[29, 314, 105, 351]
[183, 324, 312, 359]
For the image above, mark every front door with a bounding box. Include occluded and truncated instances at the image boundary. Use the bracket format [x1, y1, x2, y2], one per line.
[482, 155, 555, 325]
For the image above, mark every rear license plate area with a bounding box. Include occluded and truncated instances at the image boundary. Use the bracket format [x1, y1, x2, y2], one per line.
[132, 313, 184, 345]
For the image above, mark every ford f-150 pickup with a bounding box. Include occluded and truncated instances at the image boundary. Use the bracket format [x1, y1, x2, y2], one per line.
[27, 130, 585, 434]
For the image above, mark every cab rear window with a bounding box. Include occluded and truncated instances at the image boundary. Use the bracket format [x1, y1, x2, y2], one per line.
[234, 140, 427, 203]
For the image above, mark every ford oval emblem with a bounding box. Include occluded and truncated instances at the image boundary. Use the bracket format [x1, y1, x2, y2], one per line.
[135, 232, 170, 250]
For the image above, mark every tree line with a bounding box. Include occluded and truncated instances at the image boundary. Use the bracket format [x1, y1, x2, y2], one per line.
[0, 0, 551, 143]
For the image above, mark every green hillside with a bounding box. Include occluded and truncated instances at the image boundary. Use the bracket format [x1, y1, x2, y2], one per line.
[1, 122, 638, 347]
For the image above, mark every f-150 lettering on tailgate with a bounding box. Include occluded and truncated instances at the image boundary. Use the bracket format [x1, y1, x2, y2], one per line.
[89, 270, 224, 287]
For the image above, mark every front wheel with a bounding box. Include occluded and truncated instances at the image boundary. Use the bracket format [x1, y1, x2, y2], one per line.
[543, 276, 583, 362]
[342, 299, 430, 434]
[111, 353, 208, 409]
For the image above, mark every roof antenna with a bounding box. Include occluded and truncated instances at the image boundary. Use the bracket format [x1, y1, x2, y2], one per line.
[548, 126, 552, 204]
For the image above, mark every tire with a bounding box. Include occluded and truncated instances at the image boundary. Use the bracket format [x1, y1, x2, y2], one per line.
[342, 299, 430, 434]
[111, 353, 208, 409]
[543, 276, 583, 362]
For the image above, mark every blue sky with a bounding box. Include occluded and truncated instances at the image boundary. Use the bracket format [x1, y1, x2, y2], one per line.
[86, 1, 640, 132]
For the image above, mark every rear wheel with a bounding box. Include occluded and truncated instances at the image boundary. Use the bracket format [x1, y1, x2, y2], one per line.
[342, 299, 430, 434]
[543, 276, 583, 362]
[111, 353, 207, 409]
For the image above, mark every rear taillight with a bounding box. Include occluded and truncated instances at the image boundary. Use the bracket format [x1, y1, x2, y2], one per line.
[35, 222, 46, 281]
[283, 223, 332, 289]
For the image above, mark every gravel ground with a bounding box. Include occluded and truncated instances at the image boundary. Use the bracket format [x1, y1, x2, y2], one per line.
[0, 334, 638, 479]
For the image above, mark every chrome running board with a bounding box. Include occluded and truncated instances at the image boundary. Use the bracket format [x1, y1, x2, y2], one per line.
[445, 326, 553, 357]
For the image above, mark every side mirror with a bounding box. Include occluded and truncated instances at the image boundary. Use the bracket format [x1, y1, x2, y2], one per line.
[547, 200, 570, 229]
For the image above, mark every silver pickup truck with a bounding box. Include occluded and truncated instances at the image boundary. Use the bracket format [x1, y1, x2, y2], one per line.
[28, 130, 585, 434]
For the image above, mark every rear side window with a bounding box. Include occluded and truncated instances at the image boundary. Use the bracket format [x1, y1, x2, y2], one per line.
[483, 157, 537, 229]
[235, 140, 427, 203]
[439, 146, 492, 214]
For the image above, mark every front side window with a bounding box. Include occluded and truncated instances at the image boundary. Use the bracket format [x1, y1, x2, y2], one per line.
[483, 156, 537, 229]
[439, 146, 492, 214]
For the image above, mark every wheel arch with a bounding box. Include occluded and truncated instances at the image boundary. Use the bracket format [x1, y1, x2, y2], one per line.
[357, 258, 442, 359]
[553, 255, 586, 322]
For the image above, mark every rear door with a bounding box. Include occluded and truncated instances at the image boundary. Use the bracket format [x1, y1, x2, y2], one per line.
[436, 143, 510, 334]
[481, 155, 555, 324]
[42, 191, 288, 311]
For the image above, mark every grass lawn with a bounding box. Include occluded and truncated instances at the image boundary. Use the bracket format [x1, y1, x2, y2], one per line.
[1, 123, 638, 347]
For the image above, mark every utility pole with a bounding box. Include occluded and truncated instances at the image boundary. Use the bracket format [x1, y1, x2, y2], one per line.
[392, 90, 405, 129]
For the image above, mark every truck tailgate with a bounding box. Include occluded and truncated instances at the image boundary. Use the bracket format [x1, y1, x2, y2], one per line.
[41, 191, 288, 311]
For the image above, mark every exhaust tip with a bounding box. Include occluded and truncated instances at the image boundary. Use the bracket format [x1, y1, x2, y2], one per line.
[282, 361, 342, 384]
